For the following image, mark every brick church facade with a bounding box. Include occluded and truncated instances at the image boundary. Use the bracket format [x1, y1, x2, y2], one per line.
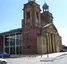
[0, 0, 62, 55]
[22, 0, 62, 54]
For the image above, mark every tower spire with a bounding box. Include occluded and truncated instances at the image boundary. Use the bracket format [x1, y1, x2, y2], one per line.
[42, 0, 49, 12]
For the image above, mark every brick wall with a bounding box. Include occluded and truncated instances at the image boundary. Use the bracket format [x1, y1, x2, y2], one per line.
[0, 36, 3, 53]
[22, 27, 40, 54]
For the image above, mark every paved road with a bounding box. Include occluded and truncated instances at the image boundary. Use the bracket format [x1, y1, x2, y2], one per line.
[53, 55, 67, 64]
[6, 57, 52, 64]
[1, 52, 67, 64]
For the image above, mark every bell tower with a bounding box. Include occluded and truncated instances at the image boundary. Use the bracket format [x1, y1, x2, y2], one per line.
[22, 0, 41, 54]
[23, 0, 41, 28]
[41, 3, 53, 26]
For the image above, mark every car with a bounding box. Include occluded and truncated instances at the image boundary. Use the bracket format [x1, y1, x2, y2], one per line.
[0, 59, 7, 64]
[0, 52, 10, 58]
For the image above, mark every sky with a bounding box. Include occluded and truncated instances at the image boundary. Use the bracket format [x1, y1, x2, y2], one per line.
[0, 0, 67, 46]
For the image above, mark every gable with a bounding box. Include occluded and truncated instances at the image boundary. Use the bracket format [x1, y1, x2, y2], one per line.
[48, 25, 54, 29]
[43, 23, 58, 34]
[48, 24, 57, 31]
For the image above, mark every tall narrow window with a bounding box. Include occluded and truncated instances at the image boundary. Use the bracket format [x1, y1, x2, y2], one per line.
[36, 12, 39, 20]
[27, 12, 30, 19]
[27, 32, 30, 40]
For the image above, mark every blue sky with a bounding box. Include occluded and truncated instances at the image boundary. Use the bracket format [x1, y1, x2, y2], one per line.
[0, 0, 67, 46]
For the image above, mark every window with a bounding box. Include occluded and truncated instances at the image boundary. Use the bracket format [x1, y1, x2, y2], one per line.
[10, 35, 15, 46]
[5, 47, 9, 54]
[5, 37, 9, 46]
[36, 12, 39, 20]
[16, 46, 22, 54]
[10, 47, 15, 54]
[27, 12, 30, 19]
[16, 34, 22, 46]
[27, 32, 30, 40]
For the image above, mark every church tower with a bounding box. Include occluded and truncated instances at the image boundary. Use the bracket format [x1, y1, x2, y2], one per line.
[23, 0, 41, 28]
[22, 0, 41, 54]
[41, 3, 53, 26]
[22, 0, 62, 54]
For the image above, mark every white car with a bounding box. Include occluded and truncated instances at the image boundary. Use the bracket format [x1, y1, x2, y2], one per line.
[0, 59, 7, 64]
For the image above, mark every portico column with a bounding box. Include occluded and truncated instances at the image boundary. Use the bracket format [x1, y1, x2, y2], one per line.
[47, 33, 50, 53]
[46, 33, 48, 53]
[49, 33, 52, 53]
[54, 34, 56, 52]
[48, 33, 52, 53]
[52, 34, 55, 52]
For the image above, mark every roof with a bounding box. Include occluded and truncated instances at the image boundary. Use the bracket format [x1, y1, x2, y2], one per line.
[42, 3, 49, 10]
[43, 23, 58, 32]
[24, 1, 40, 6]
[23, 1, 40, 10]
[43, 23, 52, 28]
[0, 28, 22, 36]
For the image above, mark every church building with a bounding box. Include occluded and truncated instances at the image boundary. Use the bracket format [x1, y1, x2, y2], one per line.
[0, 0, 62, 55]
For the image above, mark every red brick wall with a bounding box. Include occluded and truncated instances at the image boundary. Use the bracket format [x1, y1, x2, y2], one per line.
[41, 12, 50, 26]
[0, 36, 3, 53]
[22, 28, 40, 54]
